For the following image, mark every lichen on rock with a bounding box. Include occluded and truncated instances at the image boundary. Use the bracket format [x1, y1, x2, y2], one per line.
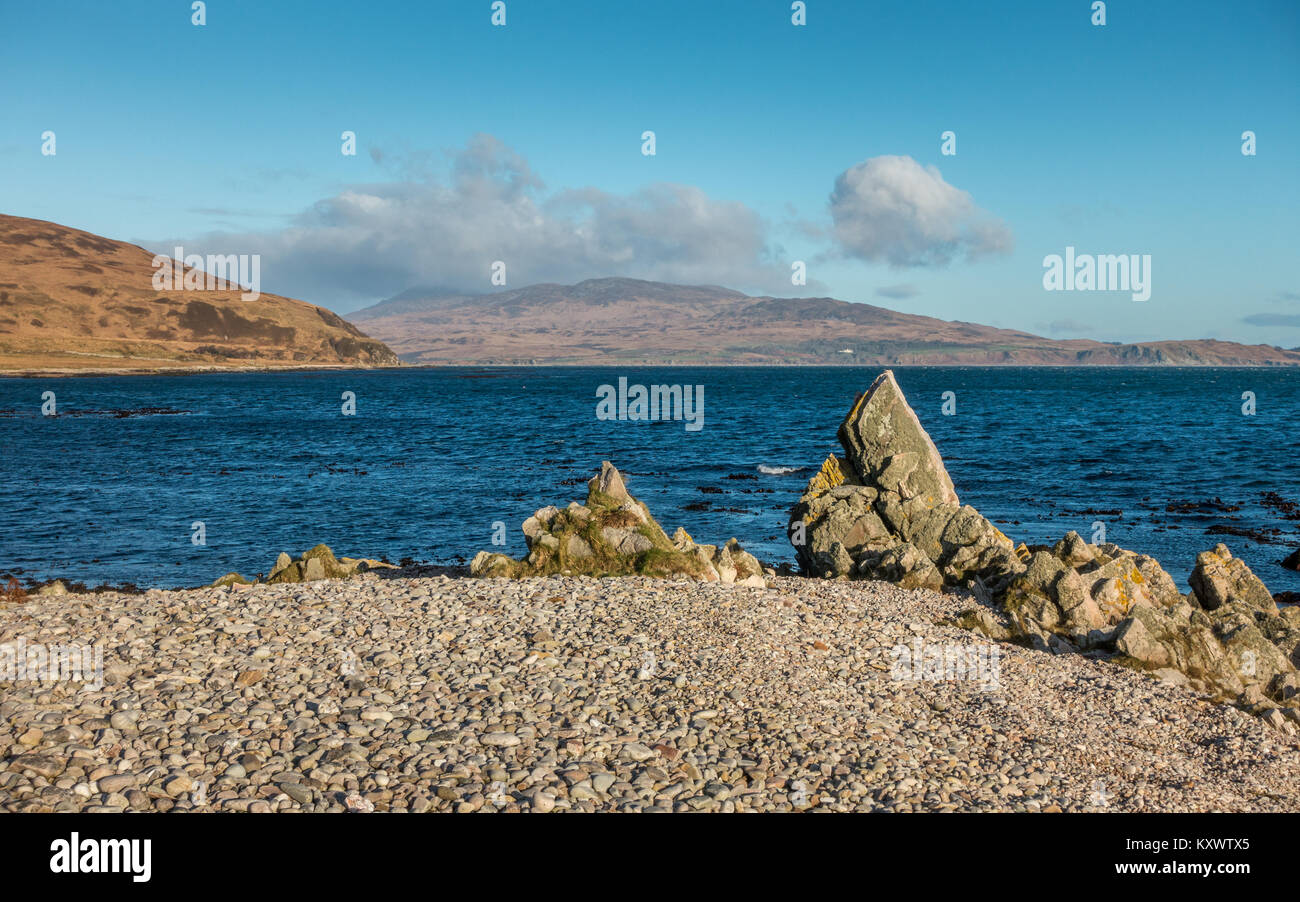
[471, 461, 766, 586]
[209, 543, 394, 587]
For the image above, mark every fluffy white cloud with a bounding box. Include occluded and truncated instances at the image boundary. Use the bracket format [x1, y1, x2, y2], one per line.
[828, 155, 1012, 267]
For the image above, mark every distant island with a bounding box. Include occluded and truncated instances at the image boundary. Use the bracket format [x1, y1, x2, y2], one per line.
[350, 277, 1300, 367]
[0, 215, 398, 375]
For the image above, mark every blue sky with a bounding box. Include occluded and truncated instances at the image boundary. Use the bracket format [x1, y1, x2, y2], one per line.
[2, 0, 1297, 343]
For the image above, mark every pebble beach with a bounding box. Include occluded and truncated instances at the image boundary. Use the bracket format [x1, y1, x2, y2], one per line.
[3, 572, 1298, 813]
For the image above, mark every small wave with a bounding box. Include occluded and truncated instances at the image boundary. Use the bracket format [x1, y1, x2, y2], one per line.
[757, 465, 805, 476]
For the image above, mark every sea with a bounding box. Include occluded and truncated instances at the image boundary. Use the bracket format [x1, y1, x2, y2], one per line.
[2, 366, 1297, 594]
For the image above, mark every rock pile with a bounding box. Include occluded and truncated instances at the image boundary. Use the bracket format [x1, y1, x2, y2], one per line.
[991, 538, 1300, 728]
[472, 461, 766, 586]
[793, 369, 1300, 730]
[211, 544, 394, 588]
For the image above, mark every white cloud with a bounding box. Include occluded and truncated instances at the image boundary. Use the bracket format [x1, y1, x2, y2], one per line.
[160, 135, 794, 309]
[828, 155, 1012, 267]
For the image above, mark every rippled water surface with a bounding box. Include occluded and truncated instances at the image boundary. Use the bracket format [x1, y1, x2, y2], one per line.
[2, 366, 1297, 592]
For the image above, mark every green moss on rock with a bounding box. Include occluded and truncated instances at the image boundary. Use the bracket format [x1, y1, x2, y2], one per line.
[471, 461, 766, 586]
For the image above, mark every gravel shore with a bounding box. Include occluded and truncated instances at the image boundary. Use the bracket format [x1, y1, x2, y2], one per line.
[2, 573, 1298, 812]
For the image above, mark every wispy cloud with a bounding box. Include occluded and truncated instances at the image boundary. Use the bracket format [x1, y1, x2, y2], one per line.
[1039, 319, 1095, 335]
[1242, 313, 1300, 327]
[158, 135, 795, 308]
[186, 207, 283, 219]
[875, 283, 919, 300]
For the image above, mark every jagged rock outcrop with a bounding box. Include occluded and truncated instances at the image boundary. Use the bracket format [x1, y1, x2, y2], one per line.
[789, 370, 1020, 589]
[472, 461, 766, 586]
[966, 535, 1300, 722]
[837, 372, 957, 507]
[795, 370, 1300, 731]
[999, 532, 1183, 648]
[1106, 545, 1298, 718]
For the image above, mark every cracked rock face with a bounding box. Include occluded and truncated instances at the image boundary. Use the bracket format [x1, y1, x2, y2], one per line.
[1189, 543, 1278, 614]
[999, 534, 1184, 647]
[472, 461, 765, 586]
[837, 370, 958, 507]
[789, 370, 1018, 588]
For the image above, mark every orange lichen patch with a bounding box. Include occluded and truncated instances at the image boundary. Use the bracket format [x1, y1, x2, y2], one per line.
[806, 454, 847, 497]
[846, 390, 868, 423]
[1097, 576, 1143, 620]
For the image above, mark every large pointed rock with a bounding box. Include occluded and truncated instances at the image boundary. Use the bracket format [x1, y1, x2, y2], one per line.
[790, 372, 1015, 587]
[837, 370, 958, 505]
[588, 460, 630, 503]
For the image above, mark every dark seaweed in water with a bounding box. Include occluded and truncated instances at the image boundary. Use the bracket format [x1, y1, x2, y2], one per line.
[1166, 498, 1241, 514]
[1205, 524, 1286, 544]
[0, 406, 190, 418]
[1262, 491, 1300, 521]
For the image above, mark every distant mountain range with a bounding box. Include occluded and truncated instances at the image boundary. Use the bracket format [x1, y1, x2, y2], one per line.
[0, 215, 397, 375]
[4, 216, 1294, 374]
[349, 277, 1300, 366]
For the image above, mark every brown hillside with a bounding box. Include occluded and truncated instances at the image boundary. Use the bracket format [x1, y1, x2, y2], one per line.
[0, 214, 398, 374]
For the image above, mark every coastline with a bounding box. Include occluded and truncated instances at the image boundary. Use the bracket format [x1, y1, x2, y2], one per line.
[5, 360, 1300, 378]
[0, 361, 408, 379]
[3, 571, 1297, 813]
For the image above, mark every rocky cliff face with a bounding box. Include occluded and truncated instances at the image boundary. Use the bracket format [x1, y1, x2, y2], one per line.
[792, 370, 1300, 731]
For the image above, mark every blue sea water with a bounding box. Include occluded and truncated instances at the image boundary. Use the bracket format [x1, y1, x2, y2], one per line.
[1, 366, 1297, 593]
